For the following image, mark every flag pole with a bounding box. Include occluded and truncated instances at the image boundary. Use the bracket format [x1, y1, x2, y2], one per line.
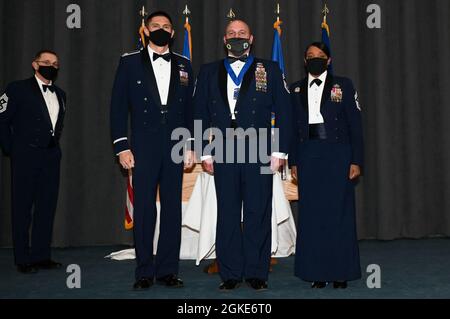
[183, 4, 192, 60]
[322, 3, 330, 35]
[274, 3, 282, 36]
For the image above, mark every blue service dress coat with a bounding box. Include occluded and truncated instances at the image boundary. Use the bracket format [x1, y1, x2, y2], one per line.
[110, 49, 194, 280]
[289, 74, 363, 282]
[0, 77, 66, 265]
[193, 57, 292, 281]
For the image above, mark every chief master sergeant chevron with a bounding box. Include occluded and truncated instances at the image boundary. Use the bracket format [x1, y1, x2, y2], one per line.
[110, 11, 195, 290]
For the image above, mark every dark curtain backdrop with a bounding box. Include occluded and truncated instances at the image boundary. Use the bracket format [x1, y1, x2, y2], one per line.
[1, 0, 450, 247]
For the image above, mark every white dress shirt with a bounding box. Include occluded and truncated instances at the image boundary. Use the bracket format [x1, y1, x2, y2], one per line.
[35, 75, 59, 133]
[308, 71, 328, 124]
[227, 60, 245, 120]
[148, 46, 171, 105]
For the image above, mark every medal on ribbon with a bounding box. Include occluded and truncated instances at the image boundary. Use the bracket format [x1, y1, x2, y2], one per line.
[255, 62, 267, 93]
[331, 84, 343, 103]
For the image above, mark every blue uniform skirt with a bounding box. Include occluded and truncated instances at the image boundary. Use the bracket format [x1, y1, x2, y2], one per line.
[294, 140, 361, 282]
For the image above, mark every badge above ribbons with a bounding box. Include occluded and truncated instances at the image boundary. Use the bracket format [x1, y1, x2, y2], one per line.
[0, 93, 8, 113]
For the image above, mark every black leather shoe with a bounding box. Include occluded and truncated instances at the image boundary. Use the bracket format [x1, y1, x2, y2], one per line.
[34, 260, 62, 269]
[17, 264, 38, 274]
[333, 281, 348, 289]
[156, 274, 184, 288]
[311, 281, 328, 288]
[246, 278, 268, 291]
[219, 279, 242, 291]
[133, 278, 153, 290]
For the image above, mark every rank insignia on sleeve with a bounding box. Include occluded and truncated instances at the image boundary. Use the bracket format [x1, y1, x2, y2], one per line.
[355, 91, 361, 111]
[283, 77, 290, 93]
[330, 84, 343, 103]
[0, 93, 8, 113]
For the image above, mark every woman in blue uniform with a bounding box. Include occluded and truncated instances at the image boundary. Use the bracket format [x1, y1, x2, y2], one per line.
[289, 42, 364, 289]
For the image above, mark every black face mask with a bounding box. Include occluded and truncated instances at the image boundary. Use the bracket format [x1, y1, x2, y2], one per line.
[38, 66, 59, 81]
[305, 57, 328, 76]
[225, 38, 251, 57]
[149, 29, 172, 47]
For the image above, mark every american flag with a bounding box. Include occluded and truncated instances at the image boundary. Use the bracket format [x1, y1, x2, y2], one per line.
[125, 171, 134, 230]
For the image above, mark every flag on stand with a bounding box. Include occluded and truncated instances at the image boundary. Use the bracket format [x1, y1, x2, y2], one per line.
[272, 19, 285, 75]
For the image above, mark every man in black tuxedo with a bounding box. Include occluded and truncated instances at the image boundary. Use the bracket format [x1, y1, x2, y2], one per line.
[0, 50, 66, 274]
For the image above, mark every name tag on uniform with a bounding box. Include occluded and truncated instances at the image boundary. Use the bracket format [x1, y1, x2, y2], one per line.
[180, 71, 189, 86]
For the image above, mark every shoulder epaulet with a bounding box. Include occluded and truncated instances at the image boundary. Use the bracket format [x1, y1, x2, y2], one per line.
[172, 52, 190, 61]
[121, 49, 142, 58]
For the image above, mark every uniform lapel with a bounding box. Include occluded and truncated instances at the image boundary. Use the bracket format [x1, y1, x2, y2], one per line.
[235, 59, 256, 110]
[300, 78, 308, 113]
[30, 77, 52, 129]
[218, 61, 229, 109]
[141, 49, 163, 109]
[166, 54, 179, 107]
[54, 88, 65, 130]
[320, 73, 334, 114]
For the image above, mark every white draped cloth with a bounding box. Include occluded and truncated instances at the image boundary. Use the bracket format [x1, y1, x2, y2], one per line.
[106, 173, 297, 263]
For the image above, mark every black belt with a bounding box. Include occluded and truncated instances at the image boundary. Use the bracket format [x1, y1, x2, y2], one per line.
[309, 123, 327, 140]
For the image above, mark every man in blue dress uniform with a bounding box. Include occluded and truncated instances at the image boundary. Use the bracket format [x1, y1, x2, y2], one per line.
[193, 19, 292, 291]
[110, 11, 195, 290]
[0, 50, 66, 273]
[289, 42, 364, 289]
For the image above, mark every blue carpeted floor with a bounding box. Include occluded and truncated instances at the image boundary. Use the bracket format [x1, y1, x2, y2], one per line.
[1, 239, 449, 299]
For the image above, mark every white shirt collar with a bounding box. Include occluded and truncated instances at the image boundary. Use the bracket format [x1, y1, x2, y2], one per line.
[148, 46, 170, 61]
[35, 74, 52, 90]
[308, 71, 328, 87]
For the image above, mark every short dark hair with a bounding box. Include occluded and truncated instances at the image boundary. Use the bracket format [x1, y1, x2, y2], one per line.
[304, 42, 331, 58]
[146, 11, 173, 26]
[224, 19, 252, 35]
[34, 49, 58, 61]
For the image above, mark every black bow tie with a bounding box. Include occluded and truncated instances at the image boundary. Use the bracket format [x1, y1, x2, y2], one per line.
[227, 55, 248, 64]
[42, 84, 55, 93]
[310, 79, 323, 87]
[153, 52, 171, 62]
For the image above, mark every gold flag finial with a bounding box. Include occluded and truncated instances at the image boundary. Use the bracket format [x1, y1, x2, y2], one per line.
[139, 5, 147, 21]
[183, 4, 191, 23]
[139, 5, 148, 48]
[183, 5, 191, 16]
[274, 3, 283, 35]
[322, 3, 330, 23]
[275, 3, 281, 21]
[227, 8, 236, 20]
